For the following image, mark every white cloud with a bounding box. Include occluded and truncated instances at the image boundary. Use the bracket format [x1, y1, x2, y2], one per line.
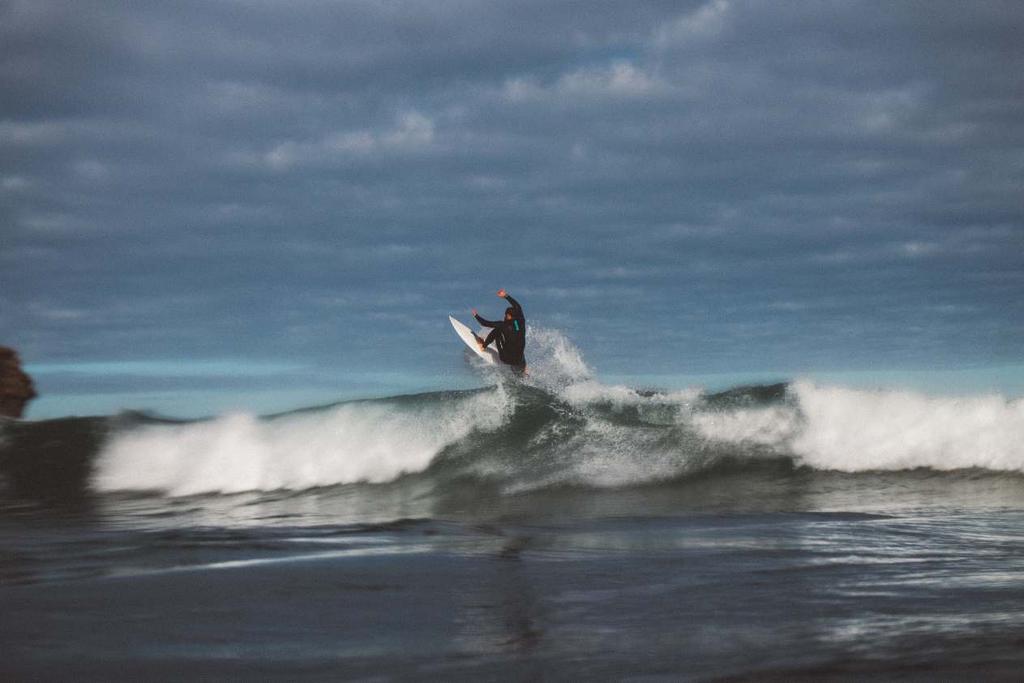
[1, 175, 31, 191]
[502, 76, 540, 102]
[383, 111, 435, 149]
[263, 141, 297, 170]
[656, 0, 732, 47]
[899, 241, 941, 258]
[21, 213, 76, 234]
[559, 61, 664, 98]
[29, 302, 88, 321]
[853, 85, 927, 135]
[503, 60, 666, 104]
[262, 110, 436, 170]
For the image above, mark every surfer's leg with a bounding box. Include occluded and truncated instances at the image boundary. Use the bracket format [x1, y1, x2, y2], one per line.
[483, 328, 500, 350]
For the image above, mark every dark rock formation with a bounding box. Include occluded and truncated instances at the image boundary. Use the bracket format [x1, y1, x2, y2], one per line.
[0, 347, 36, 418]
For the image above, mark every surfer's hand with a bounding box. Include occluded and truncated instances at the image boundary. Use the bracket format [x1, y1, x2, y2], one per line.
[497, 288, 507, 298]
[471, 308, 477, 316]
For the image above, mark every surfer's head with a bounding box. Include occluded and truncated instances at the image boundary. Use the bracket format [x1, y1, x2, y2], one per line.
[505, 307, 516, 320]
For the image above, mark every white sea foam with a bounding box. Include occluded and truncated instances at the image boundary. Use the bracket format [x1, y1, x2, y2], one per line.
[93, 324, 1024, 498]
[695, 381, 1024, 473]
[95, 387, 510, 496]
[692, 405, 801, 447]
[525, 326, 701, 408]
[790, 381, 1024, 472]
[523, 325, 594, 389]
[558, 418, 692, 488]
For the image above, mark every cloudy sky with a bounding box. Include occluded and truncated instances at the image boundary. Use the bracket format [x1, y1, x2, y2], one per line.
[2, 0, 1022, 417]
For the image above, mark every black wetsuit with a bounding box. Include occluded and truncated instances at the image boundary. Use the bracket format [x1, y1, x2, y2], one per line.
[475, 294, 526, 369]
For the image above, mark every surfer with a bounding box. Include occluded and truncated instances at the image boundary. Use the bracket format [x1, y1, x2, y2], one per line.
[472, 289, 526, 372]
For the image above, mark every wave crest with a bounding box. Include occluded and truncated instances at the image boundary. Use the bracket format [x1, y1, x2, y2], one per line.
[75, 331, 1024, 497]
[94, 389, 511, 496]
[694, 381, 1024, 474]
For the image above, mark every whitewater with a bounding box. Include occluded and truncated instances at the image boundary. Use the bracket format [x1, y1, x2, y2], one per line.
[84, 327, 1024, 497]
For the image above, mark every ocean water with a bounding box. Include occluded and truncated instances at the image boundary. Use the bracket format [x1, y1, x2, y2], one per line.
[2, 331, 1024, 680]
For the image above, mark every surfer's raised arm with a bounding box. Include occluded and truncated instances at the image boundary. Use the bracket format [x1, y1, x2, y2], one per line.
[499, 289, 523, 319]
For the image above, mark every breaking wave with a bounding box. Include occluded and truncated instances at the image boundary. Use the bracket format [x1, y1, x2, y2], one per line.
[2, 328, 1024, 501]
[696, 382, 1024, 473]
[94, 388, 512, 496]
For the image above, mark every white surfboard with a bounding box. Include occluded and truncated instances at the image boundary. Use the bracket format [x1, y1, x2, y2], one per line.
[449, 315, 499, 364]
